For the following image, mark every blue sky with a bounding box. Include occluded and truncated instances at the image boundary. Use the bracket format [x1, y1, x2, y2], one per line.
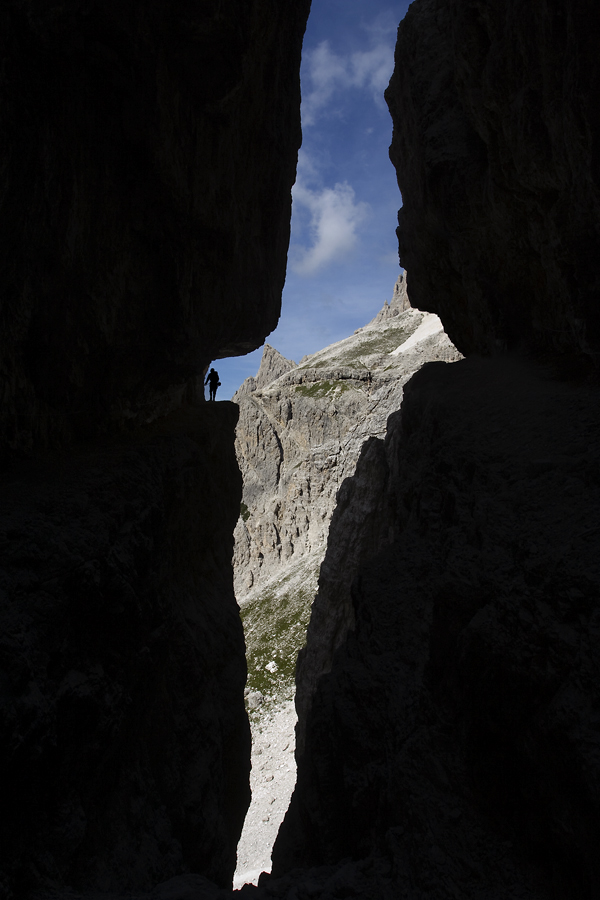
[217, 0, 411, 400]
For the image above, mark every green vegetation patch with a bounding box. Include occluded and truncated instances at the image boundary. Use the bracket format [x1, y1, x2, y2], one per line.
[294, 380, 352, 399]
[240, 502, 250, 522]
[299, 321, 422, 370]
[241, 569, 317, 720]
[341, 326, 416, 360]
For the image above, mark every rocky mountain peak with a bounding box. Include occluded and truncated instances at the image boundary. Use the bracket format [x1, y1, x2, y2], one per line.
[361, 271, 411, 330]
[234, 345, 296, 398]
[392, 270, 411, 310]
[233, 284, 460, 666]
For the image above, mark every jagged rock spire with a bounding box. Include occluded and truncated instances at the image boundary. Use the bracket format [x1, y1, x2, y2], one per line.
[234, 345, 296, 398]
[365, 271, 411, 327]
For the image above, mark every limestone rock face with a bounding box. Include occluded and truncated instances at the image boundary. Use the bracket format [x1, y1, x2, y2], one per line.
[235, 346, 296, 398]
[274, 357, 600, 898]
[0, 0, 309, 456]
[233, 298, 460, 609]
[385, 0, 600, 369]
[365, 271, 411, 326]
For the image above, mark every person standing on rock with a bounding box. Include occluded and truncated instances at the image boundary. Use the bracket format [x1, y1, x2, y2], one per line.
[205, 367, 220, 401]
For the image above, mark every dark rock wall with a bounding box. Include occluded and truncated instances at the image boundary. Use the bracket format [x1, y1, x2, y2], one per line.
[292, 434, 392, 756]
[385, 0, 600, 369]
[0, 0, 310, 896]
[0, 0, 309, 455]
[1, 405, 249, 895]
[275, 357, 600, 898]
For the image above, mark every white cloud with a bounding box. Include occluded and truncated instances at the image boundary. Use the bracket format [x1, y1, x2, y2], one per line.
[361, 9, 400, 42]
[351, 44, 393, 95]
[301, 39, 394, 126]
[380, 250, 400, 266]
[291, 177, 370, 276]
[301, 41, 347, 126]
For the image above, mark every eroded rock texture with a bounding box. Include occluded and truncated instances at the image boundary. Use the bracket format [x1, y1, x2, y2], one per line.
[235, 345, 297, 399]
[0, 0, 309, 456]
[0, 0, 310, 896]
[233, 291, 458, 607]
[385, 0, 600, 369]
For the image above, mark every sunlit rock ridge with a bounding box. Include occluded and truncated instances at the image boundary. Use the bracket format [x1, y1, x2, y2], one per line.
[233, 273, 460, 617]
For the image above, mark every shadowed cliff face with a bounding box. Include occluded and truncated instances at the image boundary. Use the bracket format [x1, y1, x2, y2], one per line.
[274, 357, 600, 899]
[385, 0, 600, 369]
[265, 2, 600, 898]
[1, 405, 250, 895]
[0, 1, 311, 896]
[0, 0, 309, 455]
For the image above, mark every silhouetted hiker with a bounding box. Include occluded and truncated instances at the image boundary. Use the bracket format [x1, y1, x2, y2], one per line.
[205, 367, 220, 401]
[366, 371, 372, 391]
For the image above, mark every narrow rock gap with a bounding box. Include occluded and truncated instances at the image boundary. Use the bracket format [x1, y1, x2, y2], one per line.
[233, 697, 298, 889]
[230, 279, 460, 889]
